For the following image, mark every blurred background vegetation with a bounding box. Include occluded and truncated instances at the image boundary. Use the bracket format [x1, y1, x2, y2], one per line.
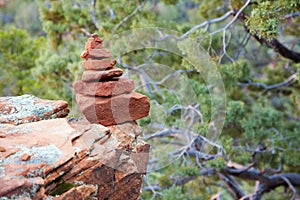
[0, 0, 300, 199]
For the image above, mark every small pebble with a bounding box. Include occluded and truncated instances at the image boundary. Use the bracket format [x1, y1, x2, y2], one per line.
[21, 153, 31, 161]
[0, 146, 6, 152]
[80, 50, 89, 58]
[95, 37, 103, 43]
[0, 132, 6, 138]
[91, 33, 99, 38]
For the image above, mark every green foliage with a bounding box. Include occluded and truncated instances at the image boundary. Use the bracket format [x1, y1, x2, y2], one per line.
[32, 39, 83, 102]
[219, 60, 251, 88]
[241, 103, 284, 142]
[37, 0, 95, 47]
[178, 166, 200, 176]
[162, 185, 189, 200]
[206, 156, 226, 170]
[246, 0, 300, 39]
[198, 0, 229, 20]
[50, 182, 75, 196]
[225, 100, 246, 125]
[0, 27, 44, 96]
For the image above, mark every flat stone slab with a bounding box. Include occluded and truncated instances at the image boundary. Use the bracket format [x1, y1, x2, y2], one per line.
[88, 48, 112, 59]
[82, 68, 123, 82]
[0, 94, 69, 125]
[76, 92, 150, 126]
[0, 118, 149, 199]
[74, 78, 134, 97]
[82, 59, 116, 70]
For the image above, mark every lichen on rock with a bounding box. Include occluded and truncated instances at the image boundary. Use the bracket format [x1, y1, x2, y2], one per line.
[0, 94, 69, 125]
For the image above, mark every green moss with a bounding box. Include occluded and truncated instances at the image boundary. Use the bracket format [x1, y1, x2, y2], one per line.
[50, 182, 75, 196]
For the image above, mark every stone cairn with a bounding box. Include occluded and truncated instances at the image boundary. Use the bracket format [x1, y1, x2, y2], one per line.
[74, 34, 150, 126]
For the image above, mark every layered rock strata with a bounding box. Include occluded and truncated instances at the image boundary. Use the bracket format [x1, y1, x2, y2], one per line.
[74, 34, 150, 126]
[0, 118, 149, 199]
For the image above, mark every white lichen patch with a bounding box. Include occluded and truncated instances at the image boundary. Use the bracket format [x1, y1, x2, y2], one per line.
[0, 192, 31, 200]
[2, 144, 62, 166]
[0, 95, 62, 125]
[0, 166, 5, 178]
[73, 146, 82, 153]
[5, 126, 32, 134]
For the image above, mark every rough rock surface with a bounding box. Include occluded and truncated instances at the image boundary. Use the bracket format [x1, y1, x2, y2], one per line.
[87, 49, 112, 59]
[76, 93, 150, 126]
[82, 59, 116, 70]
[0, 118, 149, 199]
[82, 68, 123, 82]
[0, 94, 69, 125]
[74, 78, 134, 97]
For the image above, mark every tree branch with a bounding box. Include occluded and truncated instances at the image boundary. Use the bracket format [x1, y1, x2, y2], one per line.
[90, 0, 102, 31]
[218, 173, 246, 200]
[285, 12, 300, 19]
[279, 175, 297, 200]
[223, 166, 300, 200]
[238, 73, 297, 92]
[143, 129, 181, 141]
[210, 0, 251, 35]
[112, 1, 147, 34]
[236, 8, 300, 63]
[266, 38, 300, 63]
[179, 10, 234, 40]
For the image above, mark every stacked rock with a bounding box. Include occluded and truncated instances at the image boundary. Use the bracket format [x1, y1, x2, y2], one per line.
[74, 34, 150, 126]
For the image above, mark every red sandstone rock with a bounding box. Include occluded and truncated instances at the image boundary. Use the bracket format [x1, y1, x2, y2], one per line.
[21, 153, 31, 161]
[0, 95, 69, 125]
[108, 121, 141, 137]
[91, 33, 99, 38]
[0, 146, 6, 152]
[80, 50, 89, 59]
[74, 78, 135, 97]
[91, 33, 103, 42]
[87, 48, 112, 59]
[85, 38, 103, 51]
[82, 59, 116, 70]
[82, 68, 123, 82]
[0, 132, 6, 138]
[76, 92, 150, 126]
[0, 118, 149, 199]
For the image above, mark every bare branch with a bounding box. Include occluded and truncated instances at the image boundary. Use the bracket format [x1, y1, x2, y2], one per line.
[157, 69, 196, 85]
[142, 178, 163, 200]
[266, 38, 300, 63]
[279, 175, 297, 200]
[285, 12, 300, 19]
[210, 192, 222, 200]
[210, 0, 251, 35]
[183, 149, 220, 161]
[218, 173, 246, 200]
[179, 10, 234, 40]
[208, 0, 251, 63]
[174, 168, 215, 186]
[143, 129, 181, 141]
[112, 1, 147, 34]
[223, 166, 300, 199]
[117, 58, 161, 94]
[90, 0, 102, 31]
[238, 74, 297, 92]
[106, 6, 115, 19]
[80, 28, 92, 37]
